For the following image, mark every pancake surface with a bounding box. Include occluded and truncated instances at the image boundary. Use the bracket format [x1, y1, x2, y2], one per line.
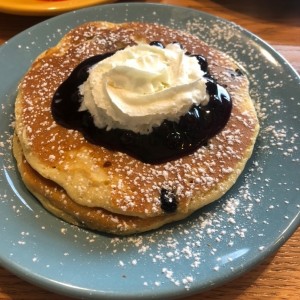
[14, 21, 259, 234]
[13, 134, 190, 235]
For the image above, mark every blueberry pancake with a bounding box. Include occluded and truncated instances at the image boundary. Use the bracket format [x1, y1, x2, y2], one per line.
[13, 22, 259, 234]
[13, 134, 192, 235]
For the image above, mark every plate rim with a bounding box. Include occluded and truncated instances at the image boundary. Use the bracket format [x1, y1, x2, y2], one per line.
[0, 2, 299, 299]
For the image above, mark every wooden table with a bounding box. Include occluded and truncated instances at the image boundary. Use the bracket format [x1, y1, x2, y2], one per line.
[0, 0, 299, 299]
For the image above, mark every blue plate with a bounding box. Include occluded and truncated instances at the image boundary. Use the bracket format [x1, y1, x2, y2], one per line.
[0, 3, 299, 299]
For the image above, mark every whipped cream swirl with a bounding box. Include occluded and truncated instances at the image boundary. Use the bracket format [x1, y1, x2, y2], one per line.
[80, 43, 209, 134]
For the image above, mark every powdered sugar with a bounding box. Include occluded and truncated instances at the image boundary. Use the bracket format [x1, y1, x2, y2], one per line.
[0, 4, 299, 297]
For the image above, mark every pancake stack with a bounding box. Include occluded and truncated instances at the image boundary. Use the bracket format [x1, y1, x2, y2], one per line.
[13, 22, 259, 235]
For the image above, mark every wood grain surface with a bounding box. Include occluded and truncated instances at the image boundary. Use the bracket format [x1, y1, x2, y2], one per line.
[0, 0, 299, 299]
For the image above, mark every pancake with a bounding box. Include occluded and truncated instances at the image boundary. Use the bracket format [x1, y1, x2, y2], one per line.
[13, 134, 189, 235]
[13, 22, 259, 233]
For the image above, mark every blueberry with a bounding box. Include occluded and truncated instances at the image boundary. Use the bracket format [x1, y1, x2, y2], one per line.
[205, 80, 217, 96]
[201, 108, 213, 127]
[160, 188, 178, 213]
[179, 106, 201, 132]
[81, 112, 93, 128]
[156, 120, 172, 137]
[192, 54, 208, 72]
[166, 131, 185, 150]
[120, 131, 136, 146]
[149, 41, 164, 48]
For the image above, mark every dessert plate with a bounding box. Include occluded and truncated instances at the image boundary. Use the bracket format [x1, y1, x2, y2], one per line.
[0, 3, 299, 299]
[0, 0, 113, 16]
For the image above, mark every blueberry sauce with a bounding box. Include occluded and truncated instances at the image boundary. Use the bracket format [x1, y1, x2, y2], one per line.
[51, 42, 232, 164]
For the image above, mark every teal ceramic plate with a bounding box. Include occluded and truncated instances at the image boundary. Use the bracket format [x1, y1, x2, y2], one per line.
[0, 3, 299, 299]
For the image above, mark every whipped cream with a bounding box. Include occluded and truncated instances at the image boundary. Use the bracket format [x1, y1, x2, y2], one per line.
[80, 43, 209, 134]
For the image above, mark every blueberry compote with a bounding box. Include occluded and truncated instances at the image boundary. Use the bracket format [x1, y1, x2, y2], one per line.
[52, 42, 232, 164]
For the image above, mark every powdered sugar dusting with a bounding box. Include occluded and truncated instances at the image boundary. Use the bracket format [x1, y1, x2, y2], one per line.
[0, 4, 299, 296]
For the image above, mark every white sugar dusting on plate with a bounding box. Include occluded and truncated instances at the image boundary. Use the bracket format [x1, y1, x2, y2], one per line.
[0, 7, 299, 294]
